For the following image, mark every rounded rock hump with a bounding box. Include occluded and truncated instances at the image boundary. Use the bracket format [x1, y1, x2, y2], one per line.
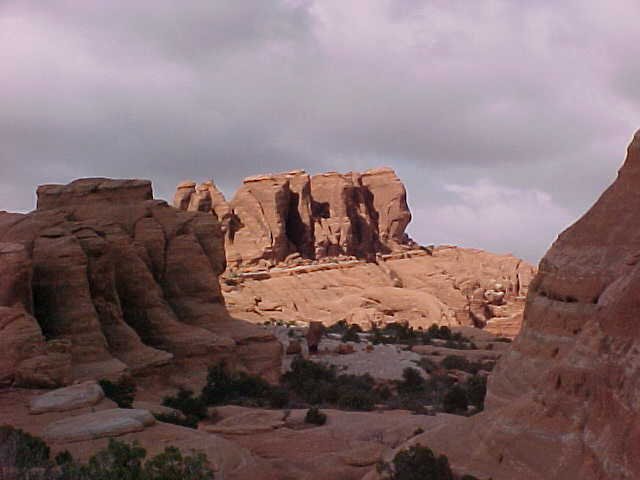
[36, 178, 153, 211]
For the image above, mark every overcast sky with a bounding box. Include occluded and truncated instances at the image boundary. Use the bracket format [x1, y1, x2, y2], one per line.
[2, 1, 639, 263]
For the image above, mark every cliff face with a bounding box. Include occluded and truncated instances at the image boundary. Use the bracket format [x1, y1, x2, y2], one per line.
[414, 130, 640, 480]
[173, 167, 414, 268]
[0, 178, 280, 388]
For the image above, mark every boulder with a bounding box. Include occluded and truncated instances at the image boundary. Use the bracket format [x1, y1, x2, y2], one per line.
[200, 409, 285, 435]
[43, 408, 156, 444]
[29, 381, 104, 414]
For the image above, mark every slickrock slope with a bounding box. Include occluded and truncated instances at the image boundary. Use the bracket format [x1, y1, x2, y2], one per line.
[173, 167, 415, 268]
[0, 178, 280, 388]
[408, 130, 640, 480]
[224, 246, 534, 335]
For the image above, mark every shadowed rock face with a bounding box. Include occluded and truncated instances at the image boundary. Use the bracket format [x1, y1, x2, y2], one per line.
[0, 178, 281, 388]
[413, 130, 640, 480]
[173, 167, 414, 268]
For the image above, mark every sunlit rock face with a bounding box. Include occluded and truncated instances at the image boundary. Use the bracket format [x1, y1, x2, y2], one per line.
[0, 178, 281, 387]
[173, 167, 414, 268]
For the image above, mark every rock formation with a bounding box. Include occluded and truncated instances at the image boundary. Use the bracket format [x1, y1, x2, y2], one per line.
[0, 178, 280, 388]
[225, 246, 534, 334]
[173, 167, 415, 268]
[411, 130, 640, 479]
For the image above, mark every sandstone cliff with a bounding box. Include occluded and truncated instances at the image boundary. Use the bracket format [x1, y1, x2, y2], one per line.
[0, 178, 280, 388]
[411, 130, 640, 480]
[173, 167, 414, 268]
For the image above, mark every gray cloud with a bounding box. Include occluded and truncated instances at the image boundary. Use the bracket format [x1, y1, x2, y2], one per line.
[1, 0, 639, 262]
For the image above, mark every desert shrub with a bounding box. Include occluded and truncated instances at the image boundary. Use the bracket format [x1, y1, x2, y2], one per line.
[326, 320, 349, 335]
[59, 439, 214, 480]
[99, 377, 136, 408]
[342, 324, 362, 343]
[382, 322, 420, 344]
[154, 412, 199, 429]
[418, 357, 438, 374]
[464, 375, 487, 411]
[443, 385, 469, 414]
[336, 388, 376, 411]
[55, 450, 74, 466]
[441, 356, 482, 374]
[282, 358, 378, 410]
[267, 386, 290, 408]
[304, 407, 327, 426]
[377, 444, 454, 480]
[423, 373, 456, 407]
[143, 445, 213, 480]
[0, 425, 51, 473]
[397, 367, 425, 395]
[426, 324, 452, 341]
[201, 362, 272, 405]
[162, 388, 208, 426]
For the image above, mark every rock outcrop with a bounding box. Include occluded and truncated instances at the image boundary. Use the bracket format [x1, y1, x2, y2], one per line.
[225, 247, 534, 334]
[412, 130, 640, 479]
[0, 178, 281, 388]
[173, 167, 415, 268]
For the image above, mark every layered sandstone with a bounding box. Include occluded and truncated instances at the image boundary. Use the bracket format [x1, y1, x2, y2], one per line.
[411, 130, 640, 480]
[173, 167, 415, 268]
[224, 246, 534, 333]
[0, 178, 280, 388]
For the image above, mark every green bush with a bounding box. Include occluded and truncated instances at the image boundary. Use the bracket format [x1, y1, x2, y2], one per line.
[464, 375, 487, 411]
[0, 425, 50, 472]
[143, 445, 213, 480]
[60, 439, 214, 480]
[99, 377, 136, 409]
[418, 357, 438, 374]
[282, 358, 378, 410]
[304, 407, 327, 426]
[201, 362, 272, 406]
[341, 324, 362, 343]
[397, 367, 425, 395]
[154, 412, 200, 429]
[378, 444, 454, 480]
[443, 385, 469, 414]
[162, 388, 208, 425]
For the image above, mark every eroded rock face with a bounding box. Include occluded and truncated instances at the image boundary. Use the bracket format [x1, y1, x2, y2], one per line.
[173, 167, 415, 268]
[414, 130, 640, 480]
[0, 178, 281, 388]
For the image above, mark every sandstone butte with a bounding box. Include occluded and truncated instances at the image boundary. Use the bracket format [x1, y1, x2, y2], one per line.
[0, 178, 281, 389]
[174, 167, 536, 337]
[395, 129, 640, 480]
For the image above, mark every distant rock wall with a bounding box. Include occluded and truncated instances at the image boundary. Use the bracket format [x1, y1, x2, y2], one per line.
[0, 178, 281, 388]
[173, 167, 414, 268]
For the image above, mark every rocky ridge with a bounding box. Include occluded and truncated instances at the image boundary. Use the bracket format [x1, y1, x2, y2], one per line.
[407, 129, 640, 480]
[173, 167, 415, 269]
[0, 178, 281, 388]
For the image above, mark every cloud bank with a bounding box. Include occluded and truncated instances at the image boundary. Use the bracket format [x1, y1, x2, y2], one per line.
[1, 0, 639, 261]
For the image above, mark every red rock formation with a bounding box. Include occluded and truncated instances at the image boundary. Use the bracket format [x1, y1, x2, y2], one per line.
[174, 167, 414, 267]
[0, 178, 281, 388]
[414, 130, 640, 480]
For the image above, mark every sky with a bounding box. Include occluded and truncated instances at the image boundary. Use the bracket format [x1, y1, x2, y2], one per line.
[2, 0, 639, 263]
